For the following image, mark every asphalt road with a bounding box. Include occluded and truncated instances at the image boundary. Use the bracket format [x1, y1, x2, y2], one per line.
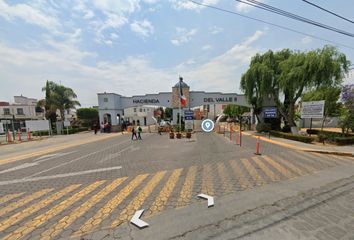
[0, 131, 352, 239]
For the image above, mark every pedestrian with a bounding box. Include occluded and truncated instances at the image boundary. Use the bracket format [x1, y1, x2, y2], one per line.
[131, 125, 138, 140]
[93, 122, 98, 135]
[137, 125, 142, 140]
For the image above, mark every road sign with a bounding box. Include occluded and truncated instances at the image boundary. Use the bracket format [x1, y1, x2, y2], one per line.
[184, 110, 194, 116]
[301, 100, 325, 119]
[185, 120, 193, 130]
[64, 120, 71, 127]
[201, 119, 214, 132]
[185, 116, 193, 120]
[263, 107, 277, 118]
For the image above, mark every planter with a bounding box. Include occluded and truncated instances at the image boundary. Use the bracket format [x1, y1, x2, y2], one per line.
[186, 132, 192, 139]
[169, 132, 175, 139]
[176, 132, 182, 139]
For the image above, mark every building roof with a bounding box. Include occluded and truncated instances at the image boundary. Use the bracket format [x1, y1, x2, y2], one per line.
[173, 79, 189, 88]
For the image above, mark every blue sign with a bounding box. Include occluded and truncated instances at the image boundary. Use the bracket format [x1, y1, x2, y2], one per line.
[185, 116, 193, 120]
[184, 110, 194, 116]
[263, 107, 277, 118]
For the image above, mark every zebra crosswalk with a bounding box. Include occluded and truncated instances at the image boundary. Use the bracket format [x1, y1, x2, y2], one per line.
[0, 151, 352, 239]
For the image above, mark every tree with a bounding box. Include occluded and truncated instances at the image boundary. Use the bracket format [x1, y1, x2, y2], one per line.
[77, 108, 99, 121]
[223, 104, 249, 121]
[241, 46, 350, 129]
[165, 107, 173, 119]
[339, 84, 354, 134]
[301, 86, 342, 130]
[39, 81, 81, 121]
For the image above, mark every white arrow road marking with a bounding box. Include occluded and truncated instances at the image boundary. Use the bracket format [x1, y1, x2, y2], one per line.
[34, 151, 77, 163]
[130, 209, 149, 229]
[98, 146, 140, 163]
[197, 193, 214, 207]
[35, 154, 59, 160]
[0, 166, 122, 186]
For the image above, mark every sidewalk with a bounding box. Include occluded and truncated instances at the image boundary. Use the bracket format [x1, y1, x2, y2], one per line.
[244, 131, 354, 156]
[0, 132, 122, 166]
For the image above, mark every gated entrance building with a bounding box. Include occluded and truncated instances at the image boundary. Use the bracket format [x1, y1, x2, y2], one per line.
[97, 79, 253, 130]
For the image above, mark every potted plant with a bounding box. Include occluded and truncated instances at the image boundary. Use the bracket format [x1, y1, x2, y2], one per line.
[176, 132, 182, 139]
[169, 130, 175, 139]
[186, 131, 192, 139]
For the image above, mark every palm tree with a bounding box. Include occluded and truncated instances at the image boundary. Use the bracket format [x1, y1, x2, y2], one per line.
[39, 81, 81, 121]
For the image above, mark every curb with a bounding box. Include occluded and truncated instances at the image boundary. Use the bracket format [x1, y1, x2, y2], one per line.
[243, 131, 354, 158]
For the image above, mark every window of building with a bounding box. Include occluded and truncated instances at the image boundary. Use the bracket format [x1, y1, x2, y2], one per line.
[134, 108, 137, 112]
[3, 108, 10, 115]
[17, 108, 24, 115]
[139, 108, 142, 112]
[104, 97, 108, 102]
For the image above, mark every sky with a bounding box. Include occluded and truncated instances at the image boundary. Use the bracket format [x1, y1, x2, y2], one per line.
[0, 0, 353, 107]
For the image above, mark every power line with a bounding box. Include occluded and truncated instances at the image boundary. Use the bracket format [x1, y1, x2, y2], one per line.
[235, 0, 354, 38]
[302, 0, 354, 25]
[187, 0, 354, 51]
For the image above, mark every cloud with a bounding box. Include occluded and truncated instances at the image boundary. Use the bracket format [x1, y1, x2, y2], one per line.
[130, 19, 154, 37]
[0, 0, 60, 31]
[92, 0, 140, 15]
[171, 27, 198, 46]
[170, 0, 220, 11]
[202, 44, 212, 50]
[235, 0, 265, 13]
[0, 30, 265, 106]
[73, 0, 95, 19]
[210, 26, 223, 35]
[301, 36, 313, 44]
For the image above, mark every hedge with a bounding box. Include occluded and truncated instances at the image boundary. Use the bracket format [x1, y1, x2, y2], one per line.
[333, 136, 354, 145]
[256, 123, 271, 133]
[270, 131, 314, 143]
[306, 129, 354, 137]
[32, 127, 89, 136]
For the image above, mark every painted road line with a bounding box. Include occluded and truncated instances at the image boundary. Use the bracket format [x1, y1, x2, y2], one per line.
[201, 164, 214, 196]
[0, 184, 81, 232]
[0, 166, 122, 186]
[24, 140, 130, 179]
[0, 188, 52, 218]
[149, 168, 183, 215]
[261, 156, 294, 179]
[283, 152, 319, 172]
[97, 146, 139, 163]
[229, 160, 252, 189]
[301, 152, 338, 167]
[0, 133, 123, 166]
[240, 158, 266, 186]
[40, 177, 127, 240]
[217, 162, 233, 194]
[294, 152, 333, 170]
[73, 174, 149, 237]
[111, 171, 166, 227]
[35, 151, 77, 163]
[251, 156, 280, 182]
[312, 152, 352, 165]
[0, 192, 24, 205]
[275, 156, 317, 172]
[177, 166, 198, 208]
[2, 181, 105, 240]
[330, 154, 353, 164]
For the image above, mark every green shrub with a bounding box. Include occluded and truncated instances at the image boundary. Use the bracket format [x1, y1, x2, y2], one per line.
[32, 130, 50, 136]
[333, 136, 354, 145]
[270, 131, 314, 143]
[281, 125, 291, 133]
[256, 123, 271, 133]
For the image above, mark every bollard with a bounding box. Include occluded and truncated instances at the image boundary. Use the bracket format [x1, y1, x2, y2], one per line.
[235, 131, 239, 145]
[17, 129, 21, 141]
[255, 136, 261, 155]
[8, 130, 13, 142]
[27, 128, 31, 140]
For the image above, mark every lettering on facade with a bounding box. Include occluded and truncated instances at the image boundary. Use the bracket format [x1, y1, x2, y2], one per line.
[203, 97, 237, 103]
[133, 99, 160, 104]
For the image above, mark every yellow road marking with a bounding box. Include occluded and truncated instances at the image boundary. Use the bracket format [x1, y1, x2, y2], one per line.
[177, 166, 197, 207]
[0, 192, 24, 205]
[312, 152, 352, 165]
[0, 188, 52, 218]
[272, 155, 307, 176]
[0, 184, 80, 232]
[0, 133, 122, 166]
[299, 152, 337, 167]
[111, 171, 166, 227]
[293, 152, 330, 170]
[251, 156, 280, 182]
[149, 168, 183, 215]
[261, 156, 294, 179]
[73, 174, 148, 237]
[201, 164, 214, 195]
[240, 158, 266, 185]
[2, 181, 105, 240]
[330, 154, 353, 164]
[217, 162, 233, 194]
[40, 178, 127, 240]
[229, 160, 252, 189]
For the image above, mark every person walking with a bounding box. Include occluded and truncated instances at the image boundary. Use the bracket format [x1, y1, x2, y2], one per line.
[137, 125, 142, 140]
[131, 125, 138, 140]
[93, 122, 98, 135]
